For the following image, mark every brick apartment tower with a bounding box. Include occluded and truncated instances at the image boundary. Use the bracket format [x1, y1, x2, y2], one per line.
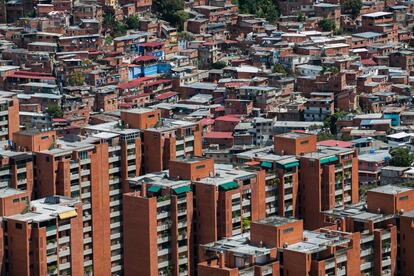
[142, 122, 203, 173]
[123, 174, 194, 276]
[274, 132, 359, 230]
[191, 159, 266, 243]
[12, 129, 142, 275]
[4, 196, 83, 276]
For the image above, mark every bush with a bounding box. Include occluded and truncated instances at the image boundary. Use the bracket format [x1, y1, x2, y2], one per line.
[319, 18, 336, 32]
[212, 61, 227, 69]
[390, 148, 414, 167]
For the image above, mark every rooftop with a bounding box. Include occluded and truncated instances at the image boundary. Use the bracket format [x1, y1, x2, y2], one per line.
[7, 196, 79, 223]
[254, 216, 300, 227]
[369, 184, 413, 195]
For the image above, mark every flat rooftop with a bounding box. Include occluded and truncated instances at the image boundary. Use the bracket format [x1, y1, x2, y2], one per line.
[322, 202, 395, 223]
[195, 164, 256, 186]
[121, 107, 157, 114]
[7, 196, 79, 223]
[254, 216, 300, 227]
[369, 184, 413, 195]
[129, 171, 191, 189]
[276, 132, 314, 139]
[302, 145, 354, 160]
[85, 121, 140, 136]
[0, 188, 26, 198]
[202, 232, 272, 257]
[287, 230, 350, 254]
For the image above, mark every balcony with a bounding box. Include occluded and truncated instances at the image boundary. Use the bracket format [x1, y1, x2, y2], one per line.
[157, 211, 170, 220]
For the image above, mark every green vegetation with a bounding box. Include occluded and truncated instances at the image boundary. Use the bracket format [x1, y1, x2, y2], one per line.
[359, 184, 377, 199]
[242, 217, 251, 229]
[67, 71, 85, 86]
[103, 13, 127, 37]
[297, 12, 306, 22]
[317, 131, 335, 142]
[153, 0, 188, 31]
[105, 36, 113, 45]
[273, 64, 288, 75]
[125, 15, 140, 30]
[239, 0, 279, 23]
[45, 104, 63, 118]
[389, 148, 414, 167]
[318, 18, 336, 32]
[212, 61, 227, 69]
[323, 111, 347, 135]
[320, 66, 340, 75]
[177, 31, 191, 40]
[342, 0, 363, 19]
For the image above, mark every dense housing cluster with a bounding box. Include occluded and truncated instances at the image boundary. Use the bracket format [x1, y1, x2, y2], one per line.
[0, 0, 413, 275]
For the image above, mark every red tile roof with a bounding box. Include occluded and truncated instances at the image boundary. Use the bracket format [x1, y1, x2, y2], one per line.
[204, 131, 233, 139]
[144, 79, 171, 87]
[199, 118, 215, 126]
[124, 93, 150, 101]
[361, 59, 377, 66]
[318, 139, 354, 148]
[215, 115, 241, 122]
[140, 42, 163, 47]
[8, 71, 55, 81]
[117, 76, 155, 90]
[156, 91, 178, 100]
[133, 55, 157, 63]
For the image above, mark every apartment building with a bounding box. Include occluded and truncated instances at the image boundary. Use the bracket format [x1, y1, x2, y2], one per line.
[273, 132, 359, 229]
[125, 171, 194, 276]
[4, 195, 83, 276]
[0, 91, 20, 141]
[142, 119, 202, 173]
[197, 232, 280, 276]
[0, 150, 33, 198]
[13, 125, 142, 275]
[198, 215, 361, 276]
[235, 148, 300, 218]
[193, 162, 266, 243]
[323, 185, 414, 275]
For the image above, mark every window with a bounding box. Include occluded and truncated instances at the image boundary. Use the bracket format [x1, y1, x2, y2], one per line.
[196, 165, 205, 170]
[15, 223, 22, 230]
[12, 198, 19, 203]
[300, 140, 309, 145]
[400, 195, 409, 201]
[283, 227, 293, 234]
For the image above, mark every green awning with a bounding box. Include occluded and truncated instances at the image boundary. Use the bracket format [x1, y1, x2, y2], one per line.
[173, 186, 191, 195]
[219, 181, 239, 191]
[148, 185, 161, 193]
[260, 161, 273, 169]
[283, 161, 299, 169]
[320, 156, 339, 165]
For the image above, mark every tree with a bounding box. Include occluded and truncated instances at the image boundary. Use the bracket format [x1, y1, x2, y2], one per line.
[212, 61, 227, 69]
[103, 12, 127, 37]
[319, 18, 336, 32]
[273, 64, 288, 75]
[390, 148, 414, 167]
[317, 131, 335, 141]
[297, 12, 305, 22]
[323, 111, 347, 135]
[125, 15, 140, 30]
[239, 0, 279, 23]
[153, 0, 187, 30]
[105, 36, 113, 45]
[342, 0, 363, 19]
[172, 10, 189, 31]
[177, 31, 191, 40]
[45, 104, 63, 118]
[68, 71, 85, 86]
